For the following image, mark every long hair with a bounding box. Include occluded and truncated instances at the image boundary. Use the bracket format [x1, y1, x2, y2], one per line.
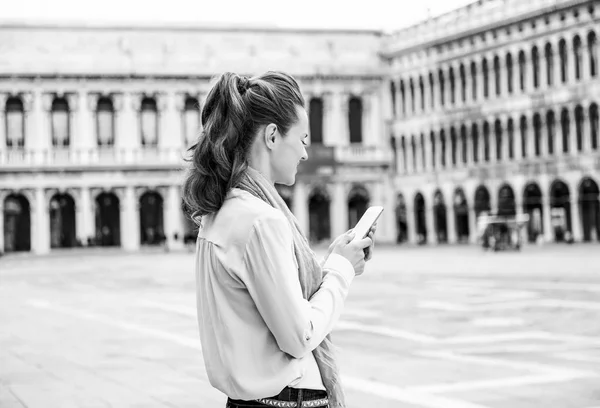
[182, 71, 305, 222]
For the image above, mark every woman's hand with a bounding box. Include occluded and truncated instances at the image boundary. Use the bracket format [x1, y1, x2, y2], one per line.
[363, 223, 377, 262]
[329, 230, 373, 276]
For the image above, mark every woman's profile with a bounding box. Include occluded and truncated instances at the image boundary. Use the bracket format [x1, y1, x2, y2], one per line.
[183, 71, 376, 408]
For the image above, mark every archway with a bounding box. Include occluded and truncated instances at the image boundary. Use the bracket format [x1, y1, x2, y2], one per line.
[474, 185, 491, 217]
[49, 193, 77, 248]
[453, 188, 470, 243]
[497, 184, 516, 217]
[550, 180, 571, 242]
[523, 183, 543, 243]
[348, 185, 370, 229]
[95, 192, 120, 247]
[579, 177, 600, 242]
[395, 193, 408, 243]
[414, 193, 427, 244]
[309, 186, 331, 244]
[139, 191, 165, 246]
[3, 194, 31, 252]
[433, 190, 448, 243]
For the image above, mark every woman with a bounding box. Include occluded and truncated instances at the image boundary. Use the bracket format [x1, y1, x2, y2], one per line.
[183, 71, 375, 408]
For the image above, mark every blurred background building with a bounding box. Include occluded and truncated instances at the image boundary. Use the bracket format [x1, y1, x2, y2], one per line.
[0, 0, 598, 254]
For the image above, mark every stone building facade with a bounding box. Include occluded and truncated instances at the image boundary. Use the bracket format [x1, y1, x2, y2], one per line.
[1, 0, 599, 255]
[384, 0, 600, 245]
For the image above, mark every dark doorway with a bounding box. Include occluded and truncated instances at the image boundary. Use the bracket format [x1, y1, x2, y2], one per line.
[348, 185, 369, 229]
[95, 192, 120, 247]
[474, 186, 491, 217]
[3, 194, 31, 252]
[50, 193, 77, 248]
[140, 191, 165, 246]
[453, 188, 470, 243]
[498, 184, 516, 217]
[414, 193, 427, 244]
[309, 187, 331, 243]
[550, 180, 571, 242]
[579, 177, 600, 242]
[395, 194, 408, 243]
[433, 190, 448, 243]
[523, 183, 544, 243]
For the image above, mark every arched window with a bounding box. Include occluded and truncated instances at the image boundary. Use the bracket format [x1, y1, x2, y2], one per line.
[573, 35, 582, 80]
[506, 53, 514, 94]
[5, 96, 25, 148]
[545, 43, 554, 86]
[96, 96, 115, 146]
[559, 39, 568, 83]
[419, 76, 425, 111]
[428, 73, 435, 109]
[409, 79, 416, 113]
[440, 129, 447, 167]
[459, 64, 467, 102]
[591, 103, 599, 150]
[575, 105, 584, 151]
[533, 113, 542, 157]
[309, 97, 324, 144]
[520, 115, 528, 158]
[140, 97, 158, 147]
[420, 133, 426, 167]
[532, 46, 540, 88]
[588, 31, 598, 77]
[561, 108, 570, 153]
[450, 127, 457, 166]
[460, 125, 467, 164]
[507, 118, 515, 159]
[483, 121, 490, 162]
[348, 96, 363, 144]
[546, 111, 556, 155]
[494, 119, 502, 161]
[449, 67, 456, 105]
[400, 80, 406, 115]
[308, 98, 324, 144]
[493, 56, 501, 96]
[471, 123, 479, 163]
[401, 136, 407, 172]
[411, 136, 417, 172]
[51, 97, 70, 147]
[389, 81, 397, 116]
[470, 61, 478, 100]
[518, 51, 527, 91]
[183, 96, 200, 147]
[430, 131, 436, 169]
[482, 58, 489, 98]
[438, 70, 445, 106]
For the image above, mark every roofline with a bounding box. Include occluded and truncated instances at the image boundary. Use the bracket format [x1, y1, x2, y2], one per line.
[0, 19, 384, 36]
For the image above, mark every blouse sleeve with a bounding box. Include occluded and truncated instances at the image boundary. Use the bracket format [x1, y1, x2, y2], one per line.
[241, 212, 355, 359]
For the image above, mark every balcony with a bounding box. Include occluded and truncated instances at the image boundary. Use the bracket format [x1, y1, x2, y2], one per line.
[0, 147, 187, 171]
[334, 145, 393, 166]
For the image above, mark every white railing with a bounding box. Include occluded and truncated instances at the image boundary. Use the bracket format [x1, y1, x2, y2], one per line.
[335, 145, 393, 164]
[0, 147, 187, 169]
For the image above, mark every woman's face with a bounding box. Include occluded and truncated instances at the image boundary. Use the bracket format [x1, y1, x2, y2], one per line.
[270, 106, 309, 186]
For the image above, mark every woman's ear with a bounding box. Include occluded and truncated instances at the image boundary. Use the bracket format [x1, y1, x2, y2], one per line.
[264, 124, 278, 150]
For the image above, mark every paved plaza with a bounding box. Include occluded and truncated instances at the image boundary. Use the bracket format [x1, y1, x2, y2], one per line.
[1, 244, 600, 408]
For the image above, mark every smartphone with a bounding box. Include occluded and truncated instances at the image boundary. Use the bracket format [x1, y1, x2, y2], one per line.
[351, 206, 384, 243]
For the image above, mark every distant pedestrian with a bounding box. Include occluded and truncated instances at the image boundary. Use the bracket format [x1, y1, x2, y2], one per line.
[183, 71, 376, 408]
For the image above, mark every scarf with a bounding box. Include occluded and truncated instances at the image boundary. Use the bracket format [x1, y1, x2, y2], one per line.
[237, 166, 346, 408]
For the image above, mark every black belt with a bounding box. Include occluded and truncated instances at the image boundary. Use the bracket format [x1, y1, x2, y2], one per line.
[229, 387, 329, 408]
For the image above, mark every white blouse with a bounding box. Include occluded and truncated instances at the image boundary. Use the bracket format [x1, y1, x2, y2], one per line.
[195, 188, 355, 400]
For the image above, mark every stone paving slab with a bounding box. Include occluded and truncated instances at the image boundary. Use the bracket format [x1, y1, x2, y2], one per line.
[1, 245, 600, 408]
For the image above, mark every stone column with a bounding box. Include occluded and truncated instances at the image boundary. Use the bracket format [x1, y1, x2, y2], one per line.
[431, 75, 439, 111]
[292, 181, 309, 236]
[538, 42, 548, 90]
[465, 122, 474, 166]
[76, 187, 94, 246]
[468, 204, 478, 244]
[426, 202, 437, 245]
[569, 189, 582, 242]
[406, 199, 416, 244]
[422, 75, 430, 113]
[444, 129, 452, 168]
[0, 195, 4, 253]
[331, 182, 348, 238]
[514, 187, 526, 245]
[477, 59, 485, 101]
[32, 188, 51, 255]
[424, 130, 433, 171]
[500, 115, 509, 160]
[24, 91, 51, 164]
[158, 92, 184, 162]
[567, 41, 576, 83]
[526, 111, 535, 159]
[581, 34, 591, 80]
[447, 198, 457, 244]
[76, 92, 97, 155]
[582, 106, 592, 153]
[513, 115, 523, 159]
[165, 185, 184, 250]
[553, 39, 562, 85]
[121, 186, 140, 251]
[497, 57, 505, 98]
[542, 192, 553, 243]
[477, 120, 486, 163]
[115, 93, 140, 163]
[489, 118, 497, 164]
